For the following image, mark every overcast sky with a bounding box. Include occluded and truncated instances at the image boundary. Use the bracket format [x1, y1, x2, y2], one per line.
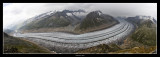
[3, 3, 157, 29]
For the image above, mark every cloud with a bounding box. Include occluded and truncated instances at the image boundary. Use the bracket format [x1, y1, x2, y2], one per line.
[3, 3, 157, 29]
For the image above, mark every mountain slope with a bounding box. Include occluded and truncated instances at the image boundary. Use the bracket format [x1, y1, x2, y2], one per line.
[76, 44, 122, 53]
[3, 32, 53, 53]
[75, 10, 119, 33]
[16, 10, 118, 34]
[18, 10, 87, 31]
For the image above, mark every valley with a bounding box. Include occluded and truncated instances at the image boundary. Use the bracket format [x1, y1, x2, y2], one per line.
[3, 9, 157, 54]
[14, 17, 134, 53]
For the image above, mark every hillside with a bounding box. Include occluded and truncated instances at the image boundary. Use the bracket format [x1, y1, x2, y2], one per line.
[131, 20, 156, 46]
[3, 32, 53, 53]
[75, 11, 119, 33]
[76, 44, 122, 53]
[17, 10, 87, 33]
[19, 11, 71, 30]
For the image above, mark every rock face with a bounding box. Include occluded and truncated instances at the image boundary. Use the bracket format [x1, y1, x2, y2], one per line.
[17, 10, 118, 34]
[19, 10, 87, 30]
[78, 10, 118, 30]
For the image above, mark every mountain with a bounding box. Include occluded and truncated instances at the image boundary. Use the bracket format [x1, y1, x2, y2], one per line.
[15, 10, 118, 34]
[126, 15, 157, 27]
[76, 10, 119, 33]
[18, 9, 87, 31]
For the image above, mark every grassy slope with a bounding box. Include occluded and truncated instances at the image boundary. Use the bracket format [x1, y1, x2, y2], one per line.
[3, 33, 53, 53]
[76, 44, 121, 53]
[109, 19, 157, 53]
[108, 46, 156, 54]
[131, 25, 156, 46]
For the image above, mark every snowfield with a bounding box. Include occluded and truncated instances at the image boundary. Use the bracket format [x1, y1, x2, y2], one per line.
[15, 18, 134, 53]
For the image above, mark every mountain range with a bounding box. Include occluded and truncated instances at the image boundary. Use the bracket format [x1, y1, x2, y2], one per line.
[4, 9, 156, 34]
[126, 15, 157, 28]
[12, 9, 118, 34]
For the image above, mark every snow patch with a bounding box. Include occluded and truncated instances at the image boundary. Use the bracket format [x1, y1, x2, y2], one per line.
[46, 11, 54, 15]
[98, 12, 102, 15]
[66, 13, 72, 16]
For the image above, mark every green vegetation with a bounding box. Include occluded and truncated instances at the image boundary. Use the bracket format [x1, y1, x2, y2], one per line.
[131, 19, 156, 46]
[3, 32, 52, 53]
[34, 16, 70, 28]
[76, 44, 122, 53]
[131, 26, 156, 46]
[109, 46, 156, 53]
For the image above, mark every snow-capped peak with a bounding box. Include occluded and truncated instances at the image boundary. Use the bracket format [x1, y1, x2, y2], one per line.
[46, 11, 55, 15]
[98, 11, 102, 15]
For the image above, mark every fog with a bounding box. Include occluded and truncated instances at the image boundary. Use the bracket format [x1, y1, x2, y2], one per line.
[3, 3, 157, 29]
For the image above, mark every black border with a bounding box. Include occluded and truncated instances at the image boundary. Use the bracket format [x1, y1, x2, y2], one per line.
[1, 0, 159, 57]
